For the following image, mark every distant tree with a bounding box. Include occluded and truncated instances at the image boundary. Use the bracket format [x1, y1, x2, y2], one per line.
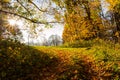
[48, 35, 62, 46]
[39, 36, 48, 46]
[42, 38, 48, 46]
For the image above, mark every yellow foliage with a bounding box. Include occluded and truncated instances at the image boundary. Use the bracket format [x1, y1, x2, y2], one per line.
[54, 13, 62, 21]
[115, 31, 120, 37]
[2, 0, 10, 3]
[62, 0, 104, 43]
[8, 47, 12, 50]
[106, 0, 120, 10]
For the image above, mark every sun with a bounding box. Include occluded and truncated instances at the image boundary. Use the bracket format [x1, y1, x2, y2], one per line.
[8, 19, 16, 26]
[16, 20, 24, 27]
[8, 19, 24, 27]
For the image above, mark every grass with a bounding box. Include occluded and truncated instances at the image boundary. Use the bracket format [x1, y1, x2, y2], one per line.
[33, 45, 120, 62]
[33, 45, 120, 79]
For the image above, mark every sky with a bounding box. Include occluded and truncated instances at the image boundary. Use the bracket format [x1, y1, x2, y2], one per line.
[8, 19, 64, 44]
[7, 0, 64, 44]
[101, 0, 109, 14]
[22, 24, 64, 43]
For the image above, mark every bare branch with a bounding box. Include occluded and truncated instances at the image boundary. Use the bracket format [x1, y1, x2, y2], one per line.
[16, 0, 31, 15]
[29, 0, 47, 12]
[0, 9, 64, 24]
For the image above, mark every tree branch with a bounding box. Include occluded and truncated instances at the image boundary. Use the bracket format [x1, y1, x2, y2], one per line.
[29, 0, 47, 12]
[16, 0, 31, 15]
[0, 9, 64, 24]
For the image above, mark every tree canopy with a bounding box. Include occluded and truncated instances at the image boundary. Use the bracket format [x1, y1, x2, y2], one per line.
[0, 0, 64, 24]
[52, 0, 120, 43]
[1, 0, 120, 44]
[0, 0, 64, 41]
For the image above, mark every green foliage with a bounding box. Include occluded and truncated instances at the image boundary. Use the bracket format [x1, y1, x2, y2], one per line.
[63, 40, 93, 48]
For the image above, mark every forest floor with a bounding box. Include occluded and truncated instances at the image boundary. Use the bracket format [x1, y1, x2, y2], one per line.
[1, 40, 120, 79]
[32, 45, 120, 79]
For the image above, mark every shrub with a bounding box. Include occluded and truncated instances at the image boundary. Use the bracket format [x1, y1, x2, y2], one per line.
[63, 40, 93, 48]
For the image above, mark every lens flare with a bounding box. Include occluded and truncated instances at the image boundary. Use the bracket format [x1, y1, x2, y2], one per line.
[8, 19, 16, 26]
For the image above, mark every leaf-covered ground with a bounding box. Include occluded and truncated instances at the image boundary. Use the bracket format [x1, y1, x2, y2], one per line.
[33, 46, 120, 80]
[1, 40, 120, 80]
